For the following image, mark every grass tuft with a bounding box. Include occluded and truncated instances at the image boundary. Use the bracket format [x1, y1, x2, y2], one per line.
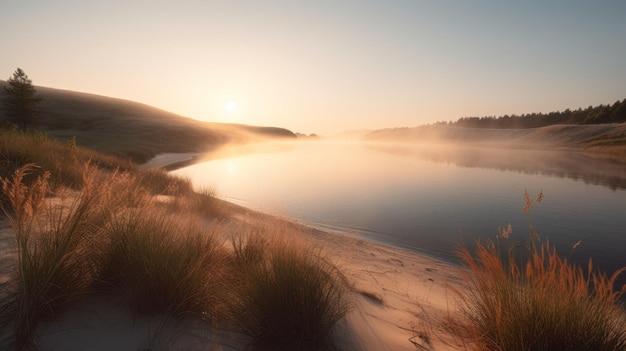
[98, 207, 229, 320]
[0, 164, 113, 350]
[228, 233, 349, 351]
[458, 191, 626, 351]
[0, 152, 348, 350]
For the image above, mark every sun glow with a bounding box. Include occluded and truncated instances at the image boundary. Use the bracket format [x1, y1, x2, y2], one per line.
[224, 99, 237, 114]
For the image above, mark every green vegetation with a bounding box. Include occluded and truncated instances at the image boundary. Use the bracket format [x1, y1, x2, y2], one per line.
[1, 69, 41, 132]
[0, 134, 348, 350]
[457, 191, 626, 351]
[441, 98, 626, 129]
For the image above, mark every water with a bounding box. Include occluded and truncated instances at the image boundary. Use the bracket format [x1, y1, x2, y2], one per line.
[171, 140, 626, 278]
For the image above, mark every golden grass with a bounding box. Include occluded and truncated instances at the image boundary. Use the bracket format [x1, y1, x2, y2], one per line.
[457, 191, 626, 351]
[0, 164, 124, 350]
[0, 163, 349, 350]
[98, 206, 229, 320]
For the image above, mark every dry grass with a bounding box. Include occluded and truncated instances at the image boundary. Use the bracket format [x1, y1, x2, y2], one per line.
[98, 206, 229, 320]
[228, 230, 350, 351]
[168, 185, 227, 219]
[0, 164, 127, 350]
[457, 191, 626, 351]
[0, 163, 349, 350]
[0, 129, 131, 190]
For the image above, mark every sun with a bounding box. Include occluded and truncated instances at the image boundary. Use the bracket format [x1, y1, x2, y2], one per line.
[224, 99, 237, 114]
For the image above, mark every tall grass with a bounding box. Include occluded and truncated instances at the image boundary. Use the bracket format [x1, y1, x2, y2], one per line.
[458, 191, 626, 351]
[132, 167, 194, 196]
[98, 206, 229, 319]
[228, 232, 350, 351]
[163, 184, 227, 219]
[0, 129, 132, 190]
[1, 162, 347, 350]
[0, 164, 119, 350]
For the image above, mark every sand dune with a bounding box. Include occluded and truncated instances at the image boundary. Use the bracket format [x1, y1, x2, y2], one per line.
[0, 210, 468, 351]
[365, 123, 626, 155]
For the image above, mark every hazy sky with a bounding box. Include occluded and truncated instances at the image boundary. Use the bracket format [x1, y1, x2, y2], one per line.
[2, 0, 625, 135]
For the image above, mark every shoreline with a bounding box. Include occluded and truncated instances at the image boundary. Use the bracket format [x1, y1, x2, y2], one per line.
[0, 202, 468, 351]
[136, 152, 204, 170]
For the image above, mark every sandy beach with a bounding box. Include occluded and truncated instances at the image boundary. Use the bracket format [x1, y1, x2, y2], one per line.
[0, 200, 469, 351]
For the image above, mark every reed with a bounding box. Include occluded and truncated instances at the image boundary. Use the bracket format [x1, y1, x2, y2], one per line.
[458, 191, 626, 351]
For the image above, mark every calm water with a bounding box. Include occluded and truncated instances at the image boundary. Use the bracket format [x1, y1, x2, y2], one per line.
[172, 141, 626, 277]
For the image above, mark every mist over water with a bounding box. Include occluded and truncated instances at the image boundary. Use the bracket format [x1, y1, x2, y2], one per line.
[172, 140, 626, 278]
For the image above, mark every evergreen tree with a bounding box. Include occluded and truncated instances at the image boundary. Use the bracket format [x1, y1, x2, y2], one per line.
[1, 68, 41, 131]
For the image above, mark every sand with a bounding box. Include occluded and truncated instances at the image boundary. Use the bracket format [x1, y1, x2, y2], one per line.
[0, 207, 469, 351]
[0, 149, 475, 350]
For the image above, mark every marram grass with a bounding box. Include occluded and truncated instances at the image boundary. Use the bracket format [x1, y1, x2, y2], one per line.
[0, 164, 118, 350]
[228, 232, 350, 351]
[98, 206, 229, 319]
[457, 191, 626, 351]
[0, 163, 349, 350]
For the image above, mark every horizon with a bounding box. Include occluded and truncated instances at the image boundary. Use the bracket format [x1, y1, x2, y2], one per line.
[2, 0, 626, 135]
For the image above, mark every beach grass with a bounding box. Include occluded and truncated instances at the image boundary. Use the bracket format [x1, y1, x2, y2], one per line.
[457, 191, 626, 351]
[0, 129, 132, 190]
[98, 206, 229, 320]
[0, 153, 349, 350]
[0, 164, 116, 349]
[4, 130, 626, 351]
[228, 231, 350, 351]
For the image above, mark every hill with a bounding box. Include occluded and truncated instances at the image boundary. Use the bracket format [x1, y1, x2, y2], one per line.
[0, 81, 296, 163]
[365, 123, 626, 157]
[446, 98, 626, 128]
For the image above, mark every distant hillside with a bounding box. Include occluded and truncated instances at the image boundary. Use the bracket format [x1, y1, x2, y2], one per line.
[0, 81, 295, 162]
[365, 123, 626, 156]
[365, 98, 626, 157]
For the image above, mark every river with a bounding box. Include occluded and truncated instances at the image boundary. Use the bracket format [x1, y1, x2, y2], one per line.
[171, 140, 626, 279]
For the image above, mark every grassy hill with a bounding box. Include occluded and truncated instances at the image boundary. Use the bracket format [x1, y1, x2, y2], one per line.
[0, 81, 296, 163]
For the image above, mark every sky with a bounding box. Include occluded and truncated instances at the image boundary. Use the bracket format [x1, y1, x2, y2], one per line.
[2, 0, 626, 135]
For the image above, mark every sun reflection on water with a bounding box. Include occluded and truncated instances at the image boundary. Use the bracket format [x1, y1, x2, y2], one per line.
[227, 162, 235, 174]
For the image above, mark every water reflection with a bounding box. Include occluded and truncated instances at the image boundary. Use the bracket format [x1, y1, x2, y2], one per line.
[366, 143, 626, 190]
[171, 140, 626, 285]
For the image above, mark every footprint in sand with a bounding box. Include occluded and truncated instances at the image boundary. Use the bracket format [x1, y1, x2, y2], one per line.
[387, 258, 404, 267]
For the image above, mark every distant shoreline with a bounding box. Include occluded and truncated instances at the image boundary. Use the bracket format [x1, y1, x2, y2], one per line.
[138, 152, 204, 171]
[364, 123, 626, 158]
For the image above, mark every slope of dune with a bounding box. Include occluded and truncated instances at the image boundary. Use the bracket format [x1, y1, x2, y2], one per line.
[0, 81, 296, 162]
[365, 123, 626, 156]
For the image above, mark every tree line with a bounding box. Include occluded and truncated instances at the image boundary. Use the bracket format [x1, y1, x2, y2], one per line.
[436, 98, 626, 129]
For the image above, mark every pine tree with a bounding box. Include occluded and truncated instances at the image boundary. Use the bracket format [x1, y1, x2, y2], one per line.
[1, 68, 41, 131]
